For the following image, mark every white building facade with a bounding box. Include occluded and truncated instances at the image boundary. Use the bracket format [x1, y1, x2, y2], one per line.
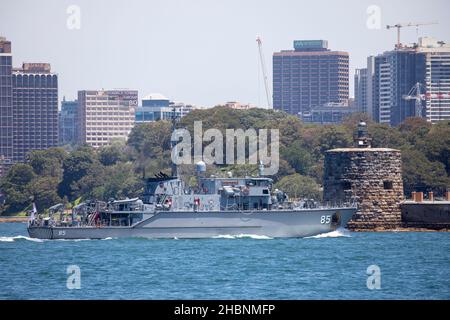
[77, 90, 138, 147]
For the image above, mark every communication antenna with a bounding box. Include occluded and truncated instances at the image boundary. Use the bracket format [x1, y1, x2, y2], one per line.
[170, 105, 179, 177]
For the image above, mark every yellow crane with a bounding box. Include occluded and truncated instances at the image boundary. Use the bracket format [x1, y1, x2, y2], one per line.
[386, 21, 438, 48]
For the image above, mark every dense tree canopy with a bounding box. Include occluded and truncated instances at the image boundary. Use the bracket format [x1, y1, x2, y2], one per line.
[0, 164, 35, 212]
[0, 107, 448, 214]
[274, 174, 322, 200]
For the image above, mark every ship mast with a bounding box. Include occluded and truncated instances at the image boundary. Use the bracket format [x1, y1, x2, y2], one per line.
[170, 105, 178, 177]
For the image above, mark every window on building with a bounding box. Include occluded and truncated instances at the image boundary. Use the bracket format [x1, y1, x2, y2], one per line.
[383, 181, 393, 190]
[342, 181, 351, 190]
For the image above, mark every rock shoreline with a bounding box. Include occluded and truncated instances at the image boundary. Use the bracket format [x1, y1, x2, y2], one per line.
[0, 217, 28, 223]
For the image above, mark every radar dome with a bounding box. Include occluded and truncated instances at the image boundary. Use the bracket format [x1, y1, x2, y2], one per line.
[196, 161, 206, 173]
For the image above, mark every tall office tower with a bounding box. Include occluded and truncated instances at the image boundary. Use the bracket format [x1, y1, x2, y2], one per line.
[373, 49, 420, 126]
[12, 63, 58, 162]
[273, 40, 349, 115]
[366, 56, 376, 120]
[354, 68, 368, 113]
[370, 37, 449, 126]
[416, 37, 450, 123]
[78, 90, 138, 147]
[0, 37, 13, 176]
[59, 97, 78, 145]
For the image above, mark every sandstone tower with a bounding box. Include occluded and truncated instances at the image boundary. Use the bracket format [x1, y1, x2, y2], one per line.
[323, 122, 404, 230]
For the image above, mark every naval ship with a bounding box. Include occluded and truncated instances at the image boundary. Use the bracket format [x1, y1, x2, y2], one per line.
[27, 160, 356, 240]
[28, 109, 356, 239]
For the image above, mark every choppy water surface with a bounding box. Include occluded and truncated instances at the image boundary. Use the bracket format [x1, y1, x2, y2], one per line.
[0, 223, 448, 299]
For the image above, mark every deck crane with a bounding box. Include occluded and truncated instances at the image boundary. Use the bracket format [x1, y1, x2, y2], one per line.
[386, 21, 438, 48]
[256, 36, 272, 109]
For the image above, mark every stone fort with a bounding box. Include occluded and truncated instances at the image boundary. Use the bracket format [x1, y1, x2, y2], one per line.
[323, 122, 404, 230]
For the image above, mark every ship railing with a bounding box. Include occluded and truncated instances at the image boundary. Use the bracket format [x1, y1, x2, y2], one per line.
[292, 199, 358, 210]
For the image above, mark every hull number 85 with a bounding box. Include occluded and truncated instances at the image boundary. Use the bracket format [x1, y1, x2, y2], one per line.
[320, 215, 331, 224]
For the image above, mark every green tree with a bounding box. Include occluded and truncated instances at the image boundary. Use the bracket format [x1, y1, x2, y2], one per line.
[92, 162, 143, 200]
[274, 173, 322, 200]
[27, 148, 67, 177]
[317, 125, 353, 154]
[58, 145, 100, 201]
[402, 148, 450, 196]
[281, 141, 313, 175]
[0, 163, 35, 212]
[368, 123, 407, 148]
[29, 176, 62, 211]
[272, 159, 296, 182]
[420, 120, 450, 175]
[398, 117, 432, 145]
[99, 140, 127, 166]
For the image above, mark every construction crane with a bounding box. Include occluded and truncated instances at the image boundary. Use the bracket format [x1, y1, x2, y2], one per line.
[386, 21, 438, 48]
[403, 82, 450, 118]
[402, 82, 427, 117]
[256, 36, 272, 109]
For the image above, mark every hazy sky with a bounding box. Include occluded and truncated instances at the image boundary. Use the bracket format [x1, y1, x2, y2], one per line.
[1, 0, 449, 107]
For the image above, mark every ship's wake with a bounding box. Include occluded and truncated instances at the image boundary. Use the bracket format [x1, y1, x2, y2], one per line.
[0, 236, 117, 242]
[0, 230, 350, 242]
[305, 228, 351, 239]
[212, 234, 273, 240]
[0, 235, 44, 243]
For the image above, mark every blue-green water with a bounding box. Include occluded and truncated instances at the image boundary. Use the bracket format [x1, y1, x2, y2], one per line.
[0, 223, 449, 300]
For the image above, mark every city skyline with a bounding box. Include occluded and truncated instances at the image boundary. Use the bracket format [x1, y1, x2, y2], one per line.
[1, 0, 449, 107]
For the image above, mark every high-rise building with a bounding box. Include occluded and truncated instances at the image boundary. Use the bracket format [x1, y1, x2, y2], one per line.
[373, 49, 422, 125]
[0, 37, 13, 176]
[367, 37, 449, 126]
[366, 56, 376, 120]
[354, 68, 368, 113]
[135, 93, 195, 124]
[78, 90, 138, 147]
[417, 37, 450, 123]
[59, 97, 78, 145]
[273, 40, 349, 116]
[12, 63, 58, 162]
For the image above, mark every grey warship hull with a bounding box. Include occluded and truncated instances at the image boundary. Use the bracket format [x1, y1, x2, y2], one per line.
[27, 207, 355, 239]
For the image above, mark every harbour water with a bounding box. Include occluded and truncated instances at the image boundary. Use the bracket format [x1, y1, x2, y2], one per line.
[0, 223, 449, 300]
